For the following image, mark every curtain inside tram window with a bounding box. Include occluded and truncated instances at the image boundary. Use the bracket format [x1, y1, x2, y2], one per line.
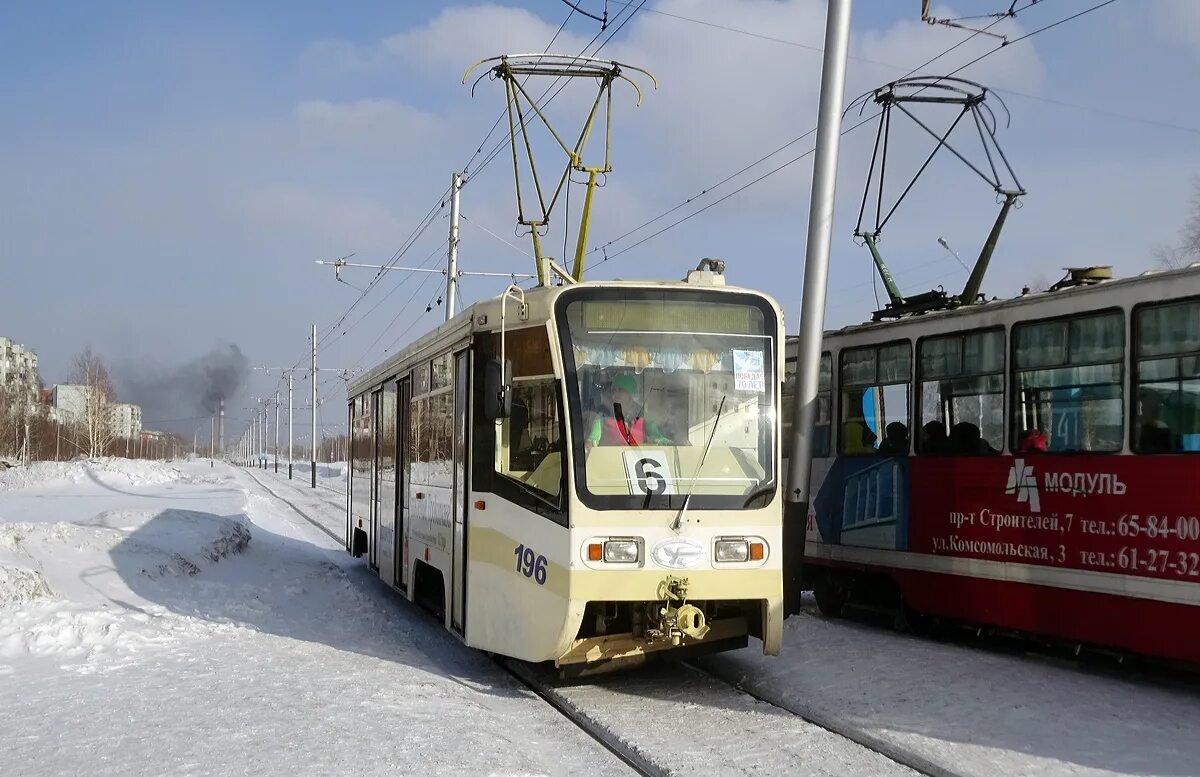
[1014, 311, 1124, 453]
[1135, 300, 1200, 453]
[840, 342, 911, 456]
[918, 329, 1004, 455]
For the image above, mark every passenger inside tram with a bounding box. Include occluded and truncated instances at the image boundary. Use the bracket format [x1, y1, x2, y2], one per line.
[1137, 392, 1175, 453]
[920, 420, 948, 454]
[1017, 427, 1049, 453]
[877, 421, 909, 455]
[950, 421, 997, 455]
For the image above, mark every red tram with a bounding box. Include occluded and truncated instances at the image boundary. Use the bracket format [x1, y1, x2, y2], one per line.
[788, 264, 1200, 662]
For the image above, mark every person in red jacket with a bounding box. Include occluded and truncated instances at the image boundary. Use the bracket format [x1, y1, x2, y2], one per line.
[585, 373, 669, 448]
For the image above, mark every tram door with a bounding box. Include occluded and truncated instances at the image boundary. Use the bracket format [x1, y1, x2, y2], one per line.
[396, 376, 411, 592]
[451, 349, 470, 634]
[375, 384, 398, 587]
[368, 389, 381, 572]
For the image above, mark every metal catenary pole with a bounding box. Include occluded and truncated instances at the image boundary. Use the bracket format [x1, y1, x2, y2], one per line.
[263, 403, 269, 469]
[784, 0, 853, 615]
[446, 171, 462, 321]
[311, 324, 318, 488]
[274, 389, 280, 473]
[288, 372, 294, 479]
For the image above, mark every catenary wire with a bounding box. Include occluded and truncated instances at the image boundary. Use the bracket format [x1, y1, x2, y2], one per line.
[587, 0, 1121, 267]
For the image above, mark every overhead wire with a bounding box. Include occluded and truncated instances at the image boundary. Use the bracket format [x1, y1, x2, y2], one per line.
[463, 1, 645, 187]
[611, 0, 1191, 137]
[584, 13, 1014, 264]
[586, 0, 1122, 267]
[460, 2, 579, 176]
[321, 3, 638, 381]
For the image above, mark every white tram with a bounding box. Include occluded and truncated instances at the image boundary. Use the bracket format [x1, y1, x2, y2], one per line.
[345, 265, 785, 670]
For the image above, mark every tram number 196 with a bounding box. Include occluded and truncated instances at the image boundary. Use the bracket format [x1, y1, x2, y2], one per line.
[514, 544, 548, 586]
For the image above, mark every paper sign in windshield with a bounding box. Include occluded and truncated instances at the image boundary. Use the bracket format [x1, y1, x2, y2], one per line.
[733, 349, 765, 393]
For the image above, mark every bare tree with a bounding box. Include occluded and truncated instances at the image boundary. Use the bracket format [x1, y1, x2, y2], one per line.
[1155, 176, 1200, 270]
[72, 347, 116, 458]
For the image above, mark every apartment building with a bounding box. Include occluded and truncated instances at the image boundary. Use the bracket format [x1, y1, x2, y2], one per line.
[0, 336, 39, 408]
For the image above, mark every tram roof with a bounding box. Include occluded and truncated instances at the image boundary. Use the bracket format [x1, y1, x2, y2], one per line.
[347, 276, 779, 397]
[798, 263, 1200, 347]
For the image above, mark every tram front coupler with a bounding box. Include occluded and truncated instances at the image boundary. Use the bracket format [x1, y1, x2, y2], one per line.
[647, 575, 710, 645]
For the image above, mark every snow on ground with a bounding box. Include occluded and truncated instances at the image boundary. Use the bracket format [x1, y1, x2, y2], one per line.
[6, 457, 1198, 777]
[0, 458, 628, 776]
[0, 457, 192, 493]
[242, 467, 1200, 777]
[701, 611, 1200, 777]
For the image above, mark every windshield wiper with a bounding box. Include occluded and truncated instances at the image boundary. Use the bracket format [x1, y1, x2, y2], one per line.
[671, 395, 726, 533]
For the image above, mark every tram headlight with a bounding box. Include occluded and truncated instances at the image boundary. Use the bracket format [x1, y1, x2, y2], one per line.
[603, 539, 640, 563]
[714, 539, 750, 563]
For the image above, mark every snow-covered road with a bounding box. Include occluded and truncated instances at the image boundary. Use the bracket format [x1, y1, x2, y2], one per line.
[3, 458, 1199, 777]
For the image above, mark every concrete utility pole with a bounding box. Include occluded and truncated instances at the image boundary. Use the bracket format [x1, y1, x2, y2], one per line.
[274, 389, 280, 474]
[784, 0, 853, 615]
[262, 402, 269, 469]
[210, 416, 214, 467]
[446, 171, 462, 321]
[288, 372, 294, 479]
[311, 324, 318, 488]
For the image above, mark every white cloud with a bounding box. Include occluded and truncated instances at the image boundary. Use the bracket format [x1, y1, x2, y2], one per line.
[236, 184, 408, 250]
[295, 99, 437, 150]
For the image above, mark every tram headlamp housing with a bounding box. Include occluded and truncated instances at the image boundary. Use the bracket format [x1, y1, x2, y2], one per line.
[603, 539, 640, 563]
[714, 539, 750, 563]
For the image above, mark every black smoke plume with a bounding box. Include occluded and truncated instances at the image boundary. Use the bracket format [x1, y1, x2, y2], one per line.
[117, 343, 250, 433]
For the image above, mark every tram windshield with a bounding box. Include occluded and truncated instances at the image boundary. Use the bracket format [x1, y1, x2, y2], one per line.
[558, 289, 777, 510]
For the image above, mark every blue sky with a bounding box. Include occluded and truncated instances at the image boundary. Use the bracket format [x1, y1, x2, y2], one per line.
[3, 1, 1198, 439]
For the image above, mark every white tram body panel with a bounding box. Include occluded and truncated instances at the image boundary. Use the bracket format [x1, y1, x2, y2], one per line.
[347, 273, 785, 668]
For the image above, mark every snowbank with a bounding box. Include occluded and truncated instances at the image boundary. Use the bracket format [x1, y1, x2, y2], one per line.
[0, 509, 250, 662]
[0, 458, 186, 493]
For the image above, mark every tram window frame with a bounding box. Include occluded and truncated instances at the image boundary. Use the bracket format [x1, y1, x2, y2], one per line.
[1131, 296, 1200, 454]
[783, 352, 832, 459]
[411, 353, 455, 490]
[838, 340, 912, 456]
[471, 327, 567, 525]
[350, 393, 373, 527]
[1011, 308, 1125, 454]
[916, 327, 1005, 456]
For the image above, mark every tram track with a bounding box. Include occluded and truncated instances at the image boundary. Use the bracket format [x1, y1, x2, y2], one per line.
[237, 466, 939, 775]
[685, 659, 957, 777]
[498, 658, 663, 777]
[496, 656, 930, 777]
[240, 465, 344, 546]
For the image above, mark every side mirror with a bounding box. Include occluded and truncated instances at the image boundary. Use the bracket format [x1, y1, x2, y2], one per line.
[484, 358, 512, 421]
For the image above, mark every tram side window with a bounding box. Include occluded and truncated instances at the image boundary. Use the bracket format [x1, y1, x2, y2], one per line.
[781, 352, 831, 459]
[351, 395, 372, 520]
[473, 328, 565, 518]
[918, 329, 1004, 455]
[411, 357, 454, 491]
[1134, 299, 1200, 453]
[1013, 311, 1124, 453]
[840, 342, 911, 456]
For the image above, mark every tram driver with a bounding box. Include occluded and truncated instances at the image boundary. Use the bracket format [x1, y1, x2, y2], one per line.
[585, 372, 671, 449]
